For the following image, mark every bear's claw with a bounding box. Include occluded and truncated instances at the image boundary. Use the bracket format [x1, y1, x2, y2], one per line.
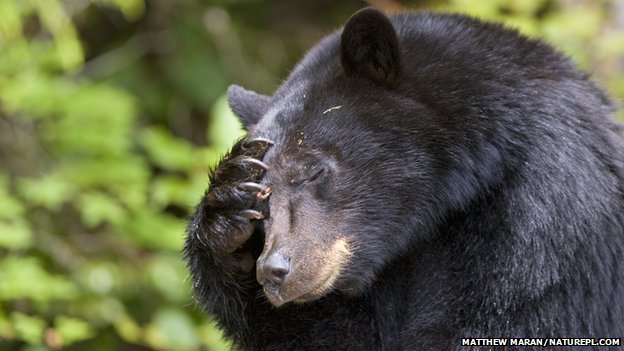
[245, 137, 274, 147]
[238, 182, 264, 193]
[238, 157, 269, 171]
[240, 209, 264, 220]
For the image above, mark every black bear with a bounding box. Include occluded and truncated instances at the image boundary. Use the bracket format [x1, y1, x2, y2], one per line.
[184, 8, 624, 350]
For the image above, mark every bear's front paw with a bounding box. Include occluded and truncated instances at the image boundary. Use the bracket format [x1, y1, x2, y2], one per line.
[187, 137, 273, 273]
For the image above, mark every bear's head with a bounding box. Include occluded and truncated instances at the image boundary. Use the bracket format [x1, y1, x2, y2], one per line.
[228, 8, 498, 307]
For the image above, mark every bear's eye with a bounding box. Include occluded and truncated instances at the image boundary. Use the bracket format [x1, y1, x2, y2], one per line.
[290, 165, 328, 187]
[307, 167, 326, 183]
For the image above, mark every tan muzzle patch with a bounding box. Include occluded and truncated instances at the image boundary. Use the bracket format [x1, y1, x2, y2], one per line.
[263, 238, 352, 306]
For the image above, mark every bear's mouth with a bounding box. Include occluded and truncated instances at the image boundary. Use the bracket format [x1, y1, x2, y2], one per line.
[260, 238, 352, 307]
[292, 265, 344, 303]
[261, 265, 343, 307]
[262, 266, 341, 306]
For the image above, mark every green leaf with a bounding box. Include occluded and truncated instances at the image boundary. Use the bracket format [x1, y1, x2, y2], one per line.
[139, 127, 196, 172]
[33, 0, 84, 70]
[145, 255, 190, 303]
[0, 219, 32, 250]
[445, 0, 505, 19]
[0, 71, 73, 119]
[209, 94, 246, 154]
[544, 8, 602, 41]
[192, 146, 223, 172]
[0, 0, 23, 42]
[151, 175, 205, 209]
[146, 308, 199, 351]
[198, 319, 233, 350]
[0, 38, 31, 76]
[11, 312, 46, 346]
[104, 0, 145, 21]
[44, 84, 136, 157]
[0, 193, 24, 220]
[113, 314, 142, 344]
[119, 209, 185, 251]
[17, 174, 74, 211]
[503, 16, 539, 37]
[596, 32, 624, 57]
[59, 156, 149, 209]
[0, 257, 78, 303]
[79, 192, 127, 228]
[54, 316, 95, 346]
[508, 0, 547, 15]
[77, 297, 125, 324]
[0, 172, 25, 220]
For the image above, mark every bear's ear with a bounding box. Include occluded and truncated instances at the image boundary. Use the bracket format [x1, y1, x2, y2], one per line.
[227, 85, 271, 130]
[340, 8, 402, 85]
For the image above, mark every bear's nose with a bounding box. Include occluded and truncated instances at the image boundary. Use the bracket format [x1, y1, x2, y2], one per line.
[257, 252, 290, 292]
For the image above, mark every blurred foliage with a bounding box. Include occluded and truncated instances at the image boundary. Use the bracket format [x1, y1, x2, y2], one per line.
[0, 0, 622, 350]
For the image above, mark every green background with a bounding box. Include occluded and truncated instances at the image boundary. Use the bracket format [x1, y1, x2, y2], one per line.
[1, 0, 623, 350]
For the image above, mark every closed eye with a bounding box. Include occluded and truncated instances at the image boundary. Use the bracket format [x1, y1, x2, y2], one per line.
[307, 167, 325, 183]
[290, 166, 327, 187]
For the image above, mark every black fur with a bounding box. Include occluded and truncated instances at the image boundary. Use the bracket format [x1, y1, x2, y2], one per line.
[186, 8, 624, 350]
